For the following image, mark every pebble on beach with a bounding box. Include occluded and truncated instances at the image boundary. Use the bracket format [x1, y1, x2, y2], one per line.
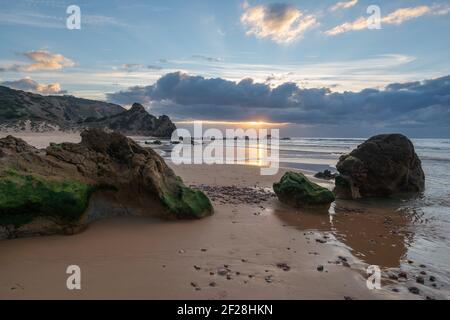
[408, 287, 420, 295]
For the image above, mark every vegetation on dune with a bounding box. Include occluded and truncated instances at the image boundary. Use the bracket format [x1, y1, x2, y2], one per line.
[0, 169, 94, 227]
[0, 104, 28, 120]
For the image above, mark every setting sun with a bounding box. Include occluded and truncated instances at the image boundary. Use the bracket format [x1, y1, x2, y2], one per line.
[175, 120, 290, 127]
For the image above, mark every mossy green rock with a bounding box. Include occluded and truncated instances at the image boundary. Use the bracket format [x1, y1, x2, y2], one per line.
[273, 172, 335, 208]
[162, 182, 213, 219]
[0, 170, 94, 228]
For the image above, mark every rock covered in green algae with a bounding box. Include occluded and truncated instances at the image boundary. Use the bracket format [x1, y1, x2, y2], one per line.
[0, 170, 93, 228]
[162, 179, 212, 219]
[0, 129, 213, 239]
[273, 172, 335, 208]
[71, 129, 213, 219]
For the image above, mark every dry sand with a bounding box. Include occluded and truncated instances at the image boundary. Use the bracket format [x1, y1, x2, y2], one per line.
[0, 134, 419, 299]
[0, 131, 81, 149]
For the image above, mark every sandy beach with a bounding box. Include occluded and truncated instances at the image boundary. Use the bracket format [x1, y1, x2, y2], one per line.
[0, 133, 444, 300]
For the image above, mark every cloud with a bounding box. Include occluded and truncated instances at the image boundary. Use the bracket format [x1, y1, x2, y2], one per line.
[147, 65, 163, 70]
[0, 11, 127, 29]
[192, 55, 223, 63]
[325, 17, 367, 36]
[240, 3, 317, 44]
[432, 3, 450, 15]
[0, 50, 75, 72]
[0, 11, 65, 29]
[82, 15, 128, 28]
[382, 6, 432, 25]
[21, 50, 75, 71]
[116, 63, 163, 72]
[326, 4, 450, 35]
[118, 64, 145, 72]
[107, 72, 450, 131]
[0, 64, 21, 72]
[330, 0, 358, 12]
[1, 77, 67, 94]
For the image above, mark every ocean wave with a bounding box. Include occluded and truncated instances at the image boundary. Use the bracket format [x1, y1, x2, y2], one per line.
[417, 146, 450, 151]
[421, 156, 450, 162]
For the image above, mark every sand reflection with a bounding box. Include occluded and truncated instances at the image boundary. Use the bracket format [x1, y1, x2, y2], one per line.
[273, 199, 413, 269]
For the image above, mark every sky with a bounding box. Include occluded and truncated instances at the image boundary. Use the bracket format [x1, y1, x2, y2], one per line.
[1, 0, 450, 137]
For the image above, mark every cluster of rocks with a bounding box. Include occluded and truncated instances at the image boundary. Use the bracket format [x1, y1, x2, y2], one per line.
[189, 261, 270, 290]
[191, 185, 276, 205]
[385, 261, 443, 299]
[273, 134, 425, 209]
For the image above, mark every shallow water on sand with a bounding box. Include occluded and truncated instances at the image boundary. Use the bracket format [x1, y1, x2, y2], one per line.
[140, 137, 450, 291]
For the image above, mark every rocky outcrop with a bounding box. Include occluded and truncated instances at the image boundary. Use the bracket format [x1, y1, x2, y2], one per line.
[0, 85, 124, 130]
[0, 86, 176, 137]
[273, 172, 335, 208]
[0, 129, 212, 239]
[82, 103, 176, 138]
[334, 134, 425, 199]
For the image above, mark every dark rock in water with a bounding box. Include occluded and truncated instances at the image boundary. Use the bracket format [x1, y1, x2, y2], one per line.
[335, 134, 425, 199]
[273, 172, 335, 208]
[152, 140, 162, 145]
[281, 137, 291, 141]
[314, 170, 337, 180]
[0, 129, 213, 239]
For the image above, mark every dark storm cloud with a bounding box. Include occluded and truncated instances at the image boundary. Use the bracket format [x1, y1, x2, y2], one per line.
[107, 72, 450, 129]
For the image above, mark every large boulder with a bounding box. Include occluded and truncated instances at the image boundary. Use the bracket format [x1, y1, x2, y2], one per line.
[273, 172, 335, 208]
[335, 134, 425, 199]
[0, 129, 212, 239]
